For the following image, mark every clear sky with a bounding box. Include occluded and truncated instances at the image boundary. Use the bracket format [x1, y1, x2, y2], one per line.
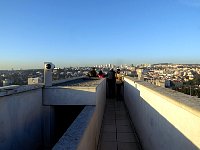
[0, 0, 200, 69]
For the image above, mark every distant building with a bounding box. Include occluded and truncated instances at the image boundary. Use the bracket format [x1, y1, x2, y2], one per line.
[154, 79, 165, 88]
[136, 68, 149, 80]
[28, 77, 42, 85]
[165, 80, 172, 88]
[3, 79, 12, 86]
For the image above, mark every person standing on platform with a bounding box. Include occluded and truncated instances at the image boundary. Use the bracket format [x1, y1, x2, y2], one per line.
[88, 67, 97, 77]
[106, 68, 116, 98]
[98, 70, 105, 78]
[115, 68, 124, 101]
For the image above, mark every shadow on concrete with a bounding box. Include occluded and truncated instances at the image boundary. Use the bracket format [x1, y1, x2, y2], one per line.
[44, 79, 106, 149]
[52, 105, 85, 146]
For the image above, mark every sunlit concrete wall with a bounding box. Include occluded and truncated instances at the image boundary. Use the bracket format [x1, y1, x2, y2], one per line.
[0, 78, 107, 150]
[0, 87, 44, 150]
[53, 79, 106, 150]
[78, 78, 107, 150]
[124, 76, 200, 150]
[93, 78, 107, 148]
[43, 86, 96, 105]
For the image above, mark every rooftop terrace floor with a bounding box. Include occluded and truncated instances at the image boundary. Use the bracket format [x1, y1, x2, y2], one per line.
[98, 98, 142, 150]
[54, 77, 100, 87]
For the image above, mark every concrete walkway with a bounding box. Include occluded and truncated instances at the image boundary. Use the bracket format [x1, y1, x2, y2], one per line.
[98, 98, 141, 150]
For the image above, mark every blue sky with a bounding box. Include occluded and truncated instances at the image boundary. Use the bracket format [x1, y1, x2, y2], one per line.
[0, 0, 200, 69]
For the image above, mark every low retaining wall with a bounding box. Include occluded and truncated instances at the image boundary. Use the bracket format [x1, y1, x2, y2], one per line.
[43, 78, 105, 105]
[0, 77, 107, 150]
[124, 77, 200, 150]
[53, 106, 96, 150]
[52, 78, 107, 149]
[43, 87, 96, 105]
[0, 86, 44, 150]
[53, 104, 105, 150]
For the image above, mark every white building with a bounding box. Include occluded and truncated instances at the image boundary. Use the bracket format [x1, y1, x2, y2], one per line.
[28, 77, 42, 85]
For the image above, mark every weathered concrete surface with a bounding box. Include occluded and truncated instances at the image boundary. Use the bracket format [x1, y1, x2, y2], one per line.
[0, 85, 43, 97]
[53, 77, 100, 87]
[53, 78, 107, 150]
[43, 87, 96, 105]
[43, 78, 104, 105]
[0, 77, 106, 150]
[0, 88, 44, 150]
[53, 106, 95, 150]
[124, 76, 200, 150]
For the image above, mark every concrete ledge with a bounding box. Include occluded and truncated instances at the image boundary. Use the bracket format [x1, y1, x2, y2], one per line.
[53, 106, 95, 150]
[43, 78, 106, 105]
[52, 79, 106, 150]
[43, 88, 96, 105]
[124, 76, 200, 150]
[52, 77, 86, 85]
[0, 84, 43, 97]
[125, 76, 200, 117]
[53, 77, 103, 87]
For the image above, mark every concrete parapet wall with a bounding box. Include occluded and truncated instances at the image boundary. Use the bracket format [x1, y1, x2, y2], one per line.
[53, 106, 96, 150]
[52, 76, 85, 86]
[95, 78, 107, 146]
[43, 87, 96, 105]
[0, 87, 44, 150]
[53, 79, 106, 150]
[43, 78, 105, 106]
[124, 76, 200, 150]
[0, 77, 106, 150]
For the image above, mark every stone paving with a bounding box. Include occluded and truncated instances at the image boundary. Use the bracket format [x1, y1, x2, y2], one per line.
[98, 98, 142, 150]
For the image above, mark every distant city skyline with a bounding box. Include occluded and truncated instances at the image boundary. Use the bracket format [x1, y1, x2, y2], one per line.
[0, 0, 200, 69]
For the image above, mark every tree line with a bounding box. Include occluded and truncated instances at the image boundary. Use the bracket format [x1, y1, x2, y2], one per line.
[172, 73, 200, 98]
